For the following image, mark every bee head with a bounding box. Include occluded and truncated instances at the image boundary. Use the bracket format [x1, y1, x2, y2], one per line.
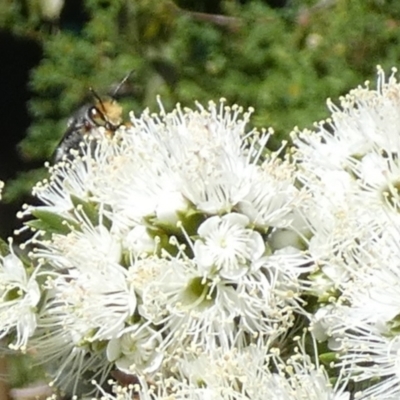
[88, 90, 123, 132]
[87, 71, 133, 131]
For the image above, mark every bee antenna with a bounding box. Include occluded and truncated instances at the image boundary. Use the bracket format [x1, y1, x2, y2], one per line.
[112, 69, 134, 98]
[89, 87, 107, 114]
[89, 87, 103, 104]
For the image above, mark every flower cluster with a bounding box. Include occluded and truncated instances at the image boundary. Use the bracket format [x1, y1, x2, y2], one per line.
[96, 337, 349, 400]
[293, 66, 400, 399]
[3, 67, 400, 399]
[0, 247, 40, 351]
[4, 99, 315, 397]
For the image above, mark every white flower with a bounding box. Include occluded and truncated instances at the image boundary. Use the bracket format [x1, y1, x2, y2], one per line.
[28, 324, 105, 394]
[236, 251, 313, 336]
[293, 67, 400, 173]
[29, 146, 107, 216]
[309, 305, 338, 342]
[24, 222, 136, 391]
[336, 323, 400, 400]
[123, 225, 157, 256]
[28, 259, 135, 392]
[312, 227, 400, 399]
[133, 100, 264, 215]
[107, 325, 163, 375]
[130, 341, 350, 400]
[133, 249, 310, 353]
[292, 67, 400, 273]
[48, 264, 136, 342]
[267, 335, 350, 400]
[355, 147, 400, 215]
[34, 223, 122, 272]
[0, 251, 40, 350]
[268, 208, 310, 251]
[155, 190, 190, 227]
[134, 256, 241, 351]
[177, 346, 271, 398]
[237, 157, 308, 230]
[194, 213, 265, 279]
[276, 366, 350, 400]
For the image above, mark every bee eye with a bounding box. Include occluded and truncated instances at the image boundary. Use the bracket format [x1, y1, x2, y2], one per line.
[89, 106, 106, 126]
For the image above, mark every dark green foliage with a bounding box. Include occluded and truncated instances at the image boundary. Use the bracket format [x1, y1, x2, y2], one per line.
[1, 0, 400, 202]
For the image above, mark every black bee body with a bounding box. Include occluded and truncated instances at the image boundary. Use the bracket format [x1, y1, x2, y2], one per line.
[53, 104, 93, 162]
[53, 98, 123, 163]
[53, 72, 133, 163]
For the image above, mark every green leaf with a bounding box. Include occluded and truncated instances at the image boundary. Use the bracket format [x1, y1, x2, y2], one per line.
[29, 209, 80, 234]
[388, 313, 400, 335]
[181, 209, 206, 236]
[319, 352, 337, 365]
[70, 194, 100, 226]
[70, 194, 113, 228]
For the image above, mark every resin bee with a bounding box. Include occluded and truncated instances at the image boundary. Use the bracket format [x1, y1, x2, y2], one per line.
[53, 72, 132, 163]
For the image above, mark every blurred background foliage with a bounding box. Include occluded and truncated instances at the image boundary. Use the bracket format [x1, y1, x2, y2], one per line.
[1, 0, 400, 394]
[1, 0, 400, 233]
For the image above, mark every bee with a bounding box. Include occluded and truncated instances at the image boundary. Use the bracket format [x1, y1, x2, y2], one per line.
[53, 71, 133, 163]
